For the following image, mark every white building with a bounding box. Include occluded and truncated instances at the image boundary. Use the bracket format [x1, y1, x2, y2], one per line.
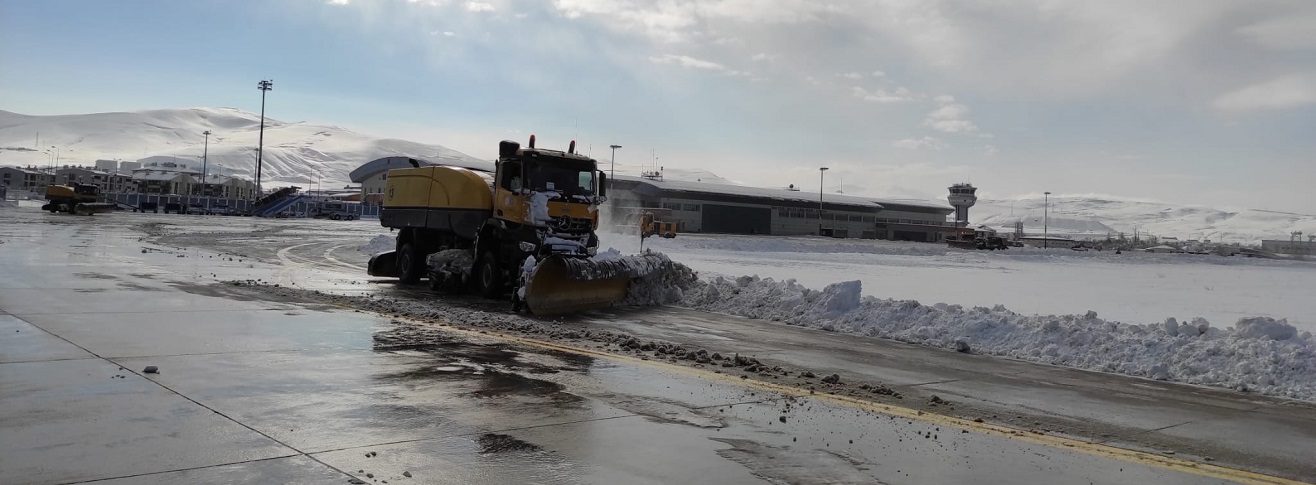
[0, 166, 53, 191]
[1261, 239, 1315, 256]
[118, 161, 142, 172]
[55, 166, 133, 193]
[94, 159, 119, 172]
[133, 170, 197, 195]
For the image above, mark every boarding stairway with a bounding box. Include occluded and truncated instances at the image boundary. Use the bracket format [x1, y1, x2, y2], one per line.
[247, 187, 302, 217]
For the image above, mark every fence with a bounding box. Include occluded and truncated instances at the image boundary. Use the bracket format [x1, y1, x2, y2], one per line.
[101, 192, 381, 219]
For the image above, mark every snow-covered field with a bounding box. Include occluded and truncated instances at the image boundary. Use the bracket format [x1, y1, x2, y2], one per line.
[600, 232, 1316, 334]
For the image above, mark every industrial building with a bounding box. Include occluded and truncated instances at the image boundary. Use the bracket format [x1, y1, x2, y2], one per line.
[608, 174, 958, 241]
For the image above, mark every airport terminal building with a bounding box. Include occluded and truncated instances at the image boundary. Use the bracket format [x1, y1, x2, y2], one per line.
[609, 175, 957, 241]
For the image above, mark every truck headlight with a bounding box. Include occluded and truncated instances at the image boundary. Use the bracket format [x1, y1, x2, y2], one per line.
[587, 246, 597, 256]
[519, 241, 537, 253]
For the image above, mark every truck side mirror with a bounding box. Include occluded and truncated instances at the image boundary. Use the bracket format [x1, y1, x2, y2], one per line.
[598, 171, 607, 197]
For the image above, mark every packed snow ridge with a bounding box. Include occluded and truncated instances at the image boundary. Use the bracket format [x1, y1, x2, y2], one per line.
[624, 254, 1316, 401]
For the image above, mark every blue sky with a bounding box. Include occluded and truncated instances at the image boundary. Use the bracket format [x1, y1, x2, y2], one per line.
[2, 0, 1314, 209]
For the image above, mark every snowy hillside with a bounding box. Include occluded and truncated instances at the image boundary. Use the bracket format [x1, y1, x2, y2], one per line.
[973, 196, 1315, 245]
[0, 108, 489, 186]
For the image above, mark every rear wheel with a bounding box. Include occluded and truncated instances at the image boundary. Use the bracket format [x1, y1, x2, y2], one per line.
[475, 251, 503, 299]
[397, 242, 425, 285]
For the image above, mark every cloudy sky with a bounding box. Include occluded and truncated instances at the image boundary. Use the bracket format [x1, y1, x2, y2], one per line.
[2, 0, 1314, 209]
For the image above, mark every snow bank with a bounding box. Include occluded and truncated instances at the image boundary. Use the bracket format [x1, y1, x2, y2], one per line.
[627, 260, 1316, 401]
[357, 235, 393, 254]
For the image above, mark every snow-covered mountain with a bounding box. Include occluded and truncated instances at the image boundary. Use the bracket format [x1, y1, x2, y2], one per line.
[2, 107, 1309, 243]
[0, 108, 487, 187]
[973, 196, 1315, 244]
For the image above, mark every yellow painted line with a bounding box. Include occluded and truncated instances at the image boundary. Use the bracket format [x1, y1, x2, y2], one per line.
[395, 321, 1306, 485]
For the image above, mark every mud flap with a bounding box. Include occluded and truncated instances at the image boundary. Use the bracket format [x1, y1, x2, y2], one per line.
[521, 253, 670, 316]
[367, 251, 400, 277]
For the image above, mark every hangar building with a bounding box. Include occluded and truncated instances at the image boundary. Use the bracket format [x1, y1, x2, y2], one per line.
[609, 175, 956, 241]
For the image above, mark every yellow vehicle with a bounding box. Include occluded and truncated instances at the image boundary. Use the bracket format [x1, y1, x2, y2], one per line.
[639, 212, 678, 239]
[368, 136, 640, 315]
[42, 184, 116, 215]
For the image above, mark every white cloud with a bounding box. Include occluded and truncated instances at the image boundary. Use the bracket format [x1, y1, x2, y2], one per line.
[893, 136, 947, 150]
[1213, 72, 1316, 111]
[839, 72, 863, 80]
[443, 31, 456, 37]
[465, 1, 495, 12]
[750, 52, 775, 61]
[650, 54, 749, 76]
[871, 70, 886, 77]
[1237, 14, 1316, 51]
[852, 86, 916, 103]
[924, 95, 978, 133]
[326, 0, 350, 4]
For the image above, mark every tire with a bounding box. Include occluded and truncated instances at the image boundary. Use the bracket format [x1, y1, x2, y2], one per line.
[332, 214, 341, 220]
[475, 251, 503, 299]
[397, 242, 425, 285]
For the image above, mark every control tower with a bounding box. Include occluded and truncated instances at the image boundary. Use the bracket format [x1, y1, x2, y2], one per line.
[947, 183, 978, 227]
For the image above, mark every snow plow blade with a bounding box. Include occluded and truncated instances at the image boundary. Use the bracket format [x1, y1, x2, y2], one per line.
[367, 250, 400, 277]
[522, 253, 668, 316]
[75, 203, 116, 215]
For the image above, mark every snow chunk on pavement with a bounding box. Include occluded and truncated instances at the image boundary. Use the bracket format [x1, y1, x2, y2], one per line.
[358, 235, 393, 255]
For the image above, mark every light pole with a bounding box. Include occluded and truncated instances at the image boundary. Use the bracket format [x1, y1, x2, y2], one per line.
[1043, 191, 1051, 249]
[255, 79, 273, 199]
[50, 146, 59, 171]
[201, 130, 212, 209]
[819, 167, 829, 233]
[608, 144, 621, 191]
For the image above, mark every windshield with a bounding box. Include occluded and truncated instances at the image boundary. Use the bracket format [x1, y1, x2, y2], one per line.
[525, 159, 594, 197]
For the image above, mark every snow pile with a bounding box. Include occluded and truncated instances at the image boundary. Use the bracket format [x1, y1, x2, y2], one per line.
[428, 249, 474, 275]
[650, 273, 1316, 400]
[619, 252, 701, 307]
[357, 235, 394, 254]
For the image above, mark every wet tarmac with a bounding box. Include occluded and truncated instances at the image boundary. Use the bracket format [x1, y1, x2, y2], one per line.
[1, 208, 1311, 484]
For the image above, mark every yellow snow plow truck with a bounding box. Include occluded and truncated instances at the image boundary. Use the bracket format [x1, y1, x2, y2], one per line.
[368, 136, 655, 315]
[43, 184, 116, 215]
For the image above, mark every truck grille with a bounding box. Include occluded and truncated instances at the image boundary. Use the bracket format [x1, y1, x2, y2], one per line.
[549, 216, 592, 233]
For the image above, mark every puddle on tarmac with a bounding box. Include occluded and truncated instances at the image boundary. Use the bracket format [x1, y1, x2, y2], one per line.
[477, 433, 543, 454]
[711, 437, 882, 485]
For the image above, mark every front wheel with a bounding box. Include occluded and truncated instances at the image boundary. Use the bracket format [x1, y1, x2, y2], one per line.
[475, 252, 503, 299]
[397, 242, 425, 285]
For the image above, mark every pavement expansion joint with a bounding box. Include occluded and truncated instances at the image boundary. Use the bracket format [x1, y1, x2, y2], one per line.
[53, 454, 303, 485]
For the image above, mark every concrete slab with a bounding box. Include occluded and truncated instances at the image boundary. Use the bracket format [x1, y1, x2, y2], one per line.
[20, 308, 381, 358]
[0, 314, 94, 363]
[111, 345, 635, 454]
[0, 287, 286, 316]
[90, 455, 348, 485]
[0, 358, 295, 485]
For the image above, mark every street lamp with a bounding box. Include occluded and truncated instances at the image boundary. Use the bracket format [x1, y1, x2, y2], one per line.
[50, 146, 59, 171]
[819, 167, 829, 233]
[201, 130, 212, 209]
[1043, 191, 1051, 249]
[255, 79, 273, 199]
[608, 144, 621, 191]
